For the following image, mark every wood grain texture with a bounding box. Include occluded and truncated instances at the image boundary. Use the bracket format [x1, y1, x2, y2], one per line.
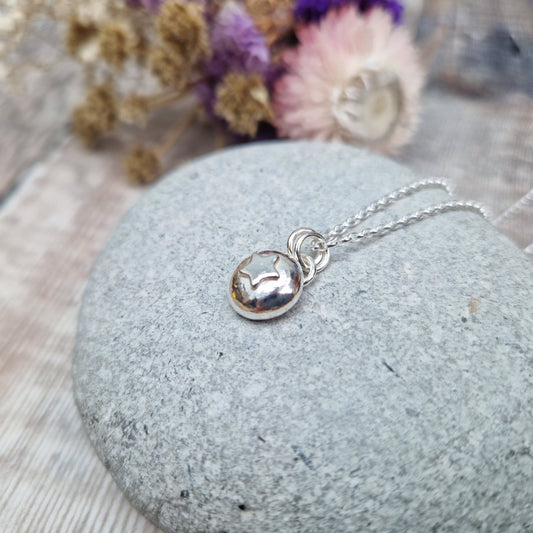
[0, 64, 81, 198]
[0, 124, 213, 532]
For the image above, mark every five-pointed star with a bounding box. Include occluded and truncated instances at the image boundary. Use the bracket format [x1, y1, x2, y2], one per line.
[239, 253, 281, 288]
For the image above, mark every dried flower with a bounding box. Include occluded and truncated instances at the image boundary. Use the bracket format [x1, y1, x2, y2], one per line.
[65, 18, 99, 62]
[73, 85, 118, 147]
[149, 46, 187, 88]
[294, 0, 403, 24]
[206, 2, 270, 79]
[124, 145, 161, 184]
[0, 7, 24, 33]
[99, 22, 135, 69]
[4, 0, 424, 184]
[214, 71, 273, 137]
[155, 0, 210, 66]
[273, 7, 423, 153]
[245, 0, 295, 46]
[196, 2, 273, 119]
[119, 95, 150, 124]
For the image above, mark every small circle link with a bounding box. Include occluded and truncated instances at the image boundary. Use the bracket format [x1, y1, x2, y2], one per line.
[287, 228, 331, 283]
[299, 254, 316, 286]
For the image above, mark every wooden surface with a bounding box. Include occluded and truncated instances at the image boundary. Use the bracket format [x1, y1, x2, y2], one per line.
[0, 137, 156, 532]
[0, 90, 214, 531]
[1, 2, 533, 531]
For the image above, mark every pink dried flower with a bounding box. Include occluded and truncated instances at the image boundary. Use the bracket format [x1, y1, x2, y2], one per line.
[272, 7, 424, 154]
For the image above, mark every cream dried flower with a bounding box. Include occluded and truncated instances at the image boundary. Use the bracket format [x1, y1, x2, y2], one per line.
[119, 95, 150, 125]
[155, 0, 210, 66]
[0, 8, 24, 33]
[273, 7, 424, 154]
[214, 72, 273, 137]
[73, 85, 117, 146]
[124, 145, 161, 184]
[99, 21, 136, 69]
[245, 0, 294, 46]
[149, 46, 187, 88]
[65, 18, 100, 63]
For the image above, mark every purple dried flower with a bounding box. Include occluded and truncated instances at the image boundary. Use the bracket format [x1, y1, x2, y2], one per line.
[204, 2, 271, 79]
[196, 2, 274, 119]
[294, 0, 403, 24]
[294, 0, 346, 23]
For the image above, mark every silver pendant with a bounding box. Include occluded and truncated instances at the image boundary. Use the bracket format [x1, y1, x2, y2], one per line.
[227, 179, 487, 321]
[229, 229, 330, 320]
[229, 251, 304, 320]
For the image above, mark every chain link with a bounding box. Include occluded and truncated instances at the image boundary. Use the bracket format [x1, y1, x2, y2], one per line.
[321, 178, 488, 249]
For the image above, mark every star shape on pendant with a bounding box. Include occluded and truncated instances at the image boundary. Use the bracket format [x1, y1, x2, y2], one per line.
[239, 252, 281, 288]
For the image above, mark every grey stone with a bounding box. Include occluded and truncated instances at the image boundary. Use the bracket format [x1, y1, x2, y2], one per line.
[73, 141, 533, 533]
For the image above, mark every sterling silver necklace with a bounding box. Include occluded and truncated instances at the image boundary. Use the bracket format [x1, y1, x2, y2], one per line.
[229, 178, 487, 320]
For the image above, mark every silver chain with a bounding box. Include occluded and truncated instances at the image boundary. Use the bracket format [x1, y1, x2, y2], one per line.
[231, 178, 490, 319]
[289, 178, 488, 285]
[322, 178, 488, 248]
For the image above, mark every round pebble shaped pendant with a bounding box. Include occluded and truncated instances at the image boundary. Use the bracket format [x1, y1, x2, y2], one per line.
[229, 251, 304, 320]
[228, 181, 487, 321]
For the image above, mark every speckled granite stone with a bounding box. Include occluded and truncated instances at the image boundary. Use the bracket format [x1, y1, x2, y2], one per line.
[73, 141, 533, 533]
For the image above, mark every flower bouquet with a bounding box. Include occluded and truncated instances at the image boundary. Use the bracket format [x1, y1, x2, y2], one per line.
[1, 0, 424, 183]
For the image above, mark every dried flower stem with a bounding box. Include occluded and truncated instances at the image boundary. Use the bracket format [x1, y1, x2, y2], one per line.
[215, 128, 227, 150]
[146, 87, 193, 111]
[154, 105, 199, 157]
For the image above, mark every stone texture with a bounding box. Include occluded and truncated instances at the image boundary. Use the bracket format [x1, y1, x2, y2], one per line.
[73, 141, 533, 533]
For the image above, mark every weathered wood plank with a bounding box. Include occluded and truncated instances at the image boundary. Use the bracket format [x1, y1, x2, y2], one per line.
[0, 120, 213, 532]
[0, 65, 81, 200]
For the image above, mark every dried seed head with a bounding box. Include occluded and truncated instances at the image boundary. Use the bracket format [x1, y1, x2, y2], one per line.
[214, 72, 273, 137]
[120, 95, 150, 125]
[73, 85, 117, 146]
[155, 0, 210, 66]
[149, 46, 187, 88]
[124, 145, 161, 184]
[65, 18, 99, 62]
[99, 22, 135, 69]
[245, 0, 294, 46]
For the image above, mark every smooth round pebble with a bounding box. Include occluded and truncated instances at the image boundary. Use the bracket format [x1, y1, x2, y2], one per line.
[74, 141, 533, 533]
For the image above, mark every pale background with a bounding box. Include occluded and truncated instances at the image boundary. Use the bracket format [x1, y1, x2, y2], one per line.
[1, 1, 532, 531]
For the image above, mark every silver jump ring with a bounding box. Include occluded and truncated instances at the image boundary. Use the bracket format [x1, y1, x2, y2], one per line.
[287, 228, 331, 276]
[299, 254, 316, 286]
